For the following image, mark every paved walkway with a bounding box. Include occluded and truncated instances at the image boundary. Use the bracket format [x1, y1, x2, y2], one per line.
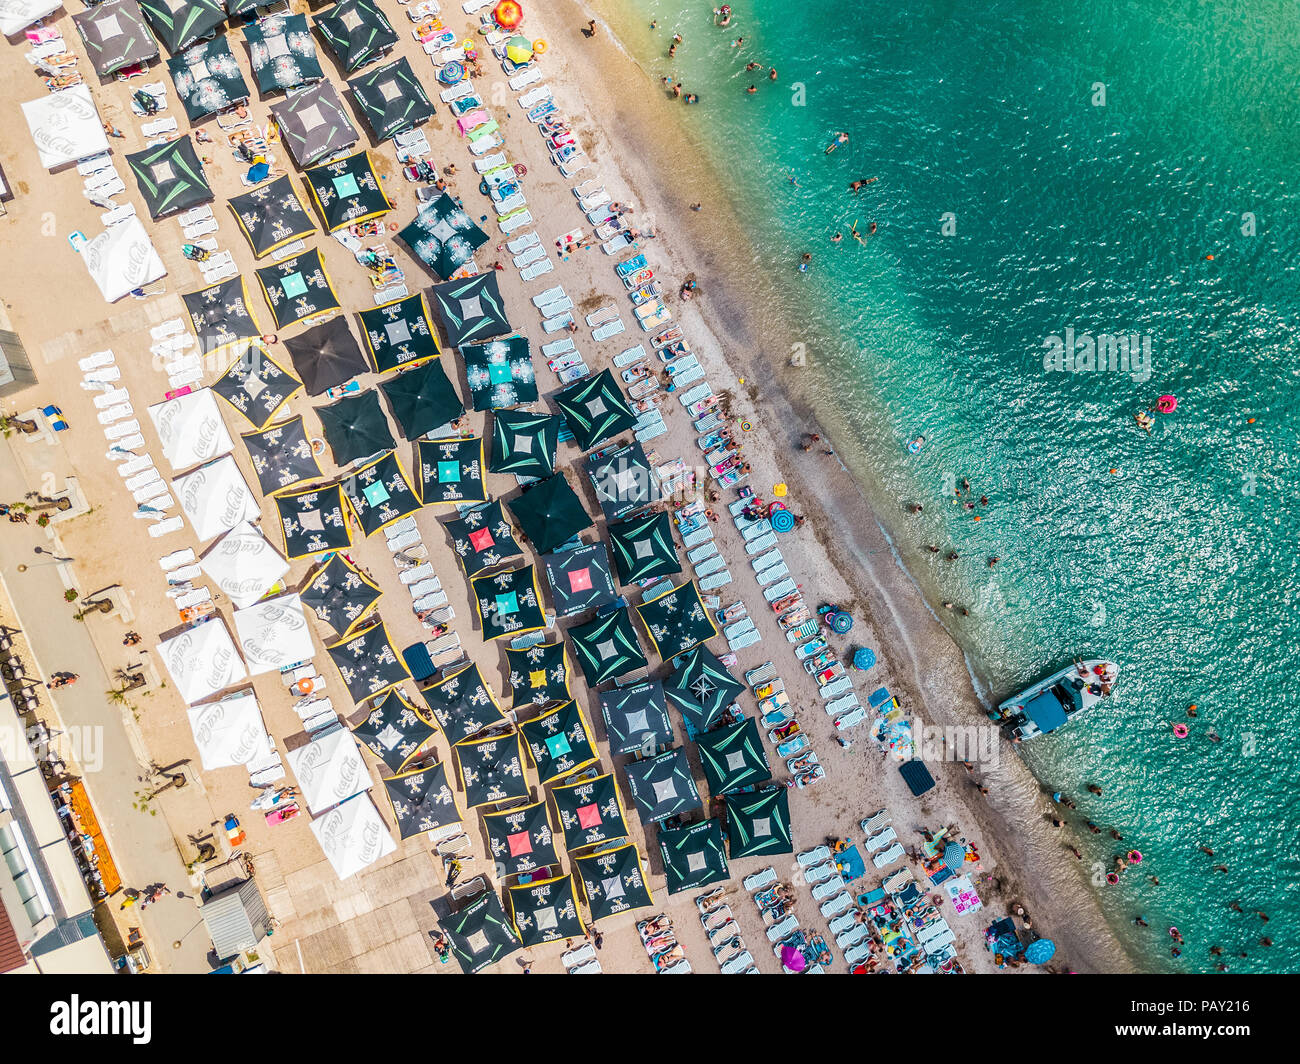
[0, 433, 211, 972]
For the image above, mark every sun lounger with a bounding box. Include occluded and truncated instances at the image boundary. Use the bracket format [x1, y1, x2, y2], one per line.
[728, 628, 762, 651]
[413, 591, 449, 613]
[585, 306, 619, 328]
[824, 692, 859, 716]
[141, 117, 178, 137]
[762, 579, 798, 604]
[798, 846, 831, 868]
[541, 338, 575, 360]
[865, 827, 898, 854]
[96, 404, 134, 425]
[520, 258, 554, 282]
[399, 563, 436, 585]
[499, 209, 533, 233]
[686, 542, 718, 565]
[557, 156, 588, 179]
[723, 619, 757, 643]
[125, 470, 161, 493]
[79, 350, 116, 372]
[828, 911, 858, 936]
[842, 942, 872, 966]
[509, 67, 542, 91]
[92, 387, 130, 409]
[183, 218, 218, 238]
[719, 951, 753, 975]
[531, 283, 564, 306]
[803, 861, 837, 885]
[148, 516, 184, 538]
[110, 435, 146, 454]
[132, 484, 166, 504]
[918, 918, 952, 946]
[819, 892, 853, 919]
[694, 554, 728, 578]
[834, 924, 871, 952]
[812, 876, 848, 902]
[117, 455, 154, 477]
[680, 526, 714, 550]
[872, 842, 906, 870]
[101, 205, 136, 227]
[743, 868, 777, 893]
[592, 319, 625, 342]
[613, 345, 646, 368]
[84, 367, 122, 385]
[473, 151, 508, 173]
[698, 569, 732, 591]
[835, 706, 869, 730]
[538, 297, 573, 319]
[750, 548, 783, 573]
[635, 420, 667, 443]
[542, 312, 574, 334]
[409, 577, 443, 598]
[513, 245, 547, 269]
[764, 915, 799, 943]
[518, 85, 551, 109]
[511, 235, 544, 260]
[494, 192, 527, 217]
[468, 133, 504, 156]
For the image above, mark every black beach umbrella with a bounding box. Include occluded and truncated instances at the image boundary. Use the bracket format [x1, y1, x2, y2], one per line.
[326, 620, 410, 702]
[621, 747, 701, 825]
[397, 191, 488, 280]
[126, 137, 212, 219]
[541, 541, 617, 617]
[245, 14, 323, 94]
[282, 317, 368, 396]
[598, 680, 673, 756]
[382, 760, 460, 839]
[431, 272, 511, 347]
[303, 150, 393, 233]
[574, 844, 655, 921]
[696, 717, 771, 795]
[724, 786, 793, 859]
[299, 551, 382, 637]
[461, 336, 538, 410]
[353, 688, 435, 773]
[444, 500, 521, 577]
[455, 732, 529, 809]
[415, 661, 507, 746]
[359, 292, 440, 373]
[503, 641, 570, 709]
[635, 580, 717, 661]
[238, 416, 322, 496]
[255, 248, 342, 331]
[274, 482, 352, 559]
[551, 773, 631, 852]
[554, 368, 637, 452]
[439, 891, 520, 974]
[137, 0, 224, 54]
[415, 436, 486, 506]
[608, 510, 681, 585]
[659, 819, 729, 895]
[506, 474, 592, 554]
[586, 441, 657, 521]
[269, 80, 358, 167]
[379, 360, 465, 440]
[348, 57, 435, 139]
[341, 450, 422, 537]
[183, 278, 263, 357]
[481, 800, 558, 877]
[520, 699, 599, 784]
[74, 1, 158, 77]
[227, 175, 317, 259]
[489, 409, 561, 479]
[664, 645, 745, 735]
[314, 0, 398, 73]
[167, 35, 249, 120]
[470, 565, 547, 641]
[316, 389, 396, 467]
[508, 875, 586, 947]
[212, 342, 302, 429]
[566, 606, 647, 688]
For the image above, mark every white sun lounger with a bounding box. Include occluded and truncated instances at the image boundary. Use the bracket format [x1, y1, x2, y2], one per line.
[918, 919, 953, 946]
[803, 861, 837, 885]
[751, 548, 783, 573]
[509, 67, 542, 91]
[409, 577, 443, 598]
[562, 943, 597, 970]
[388, 530, 421, 553]
[820, 676, 855, 699]
[473, 151, 507, 172]
[116, 455, 154, 477]
[763, 578, 799, 603]
[159, 548, 195, 570]
[531, 284, 565, 307]
[141, 492, 175, 512]
[836, 924, 871, 952]
[728, 628, 762, 651]
[835, 706, 869, 730]
[558, 156, 588, 179]
[183, 218, 218, 238]
[398, 563, 435, 585]
[698, 569, 732, 591]
[865, 827, 898, 853]
[110, 435, 146, 453]
[824, 692, 859, 716]
[83, 367, 122, 384]
[592, 319, 625, 342]
[141, 116, 178, 137]
[513, 245, 547, 268]
[812, 877, 847, 902]
[518, 86, 551, 109]
[687, 542, 718, 565]
[148, 516, 184, 537]
[97, 404, 133, 425]
[151, 319, 184, 340]
[495, 192, 527, 216]
[745, 531, 778, 555]
[520, 258, 554, 282]
[764, 915, 799, 943]
[542, 338, 575, 358]
[542, 312, 574, 333]
[499, 209, 533, 234]
[92, 387, 130, 409]
[680, 526, 714, 550]
[798, 846, 831, 867]
[635, 421, 667, 443]
[468, 134, 504, 156]
[130, 482, 164, 504]
[873, 842, 906, 869]
[413, 591, 449, 612]
[124, 469, 161, 492]
[819, 892, 853, 919]
[538, 296, 573, 317]
[79, 350, 116, 371]
[510, 236, 543, 261]
[743, 868, 777, 892]
[758, 563, 790, 586]
[614, 345, 647, 368]
[719, 951, 753, 975]
[722, 618, 755, 641]
[694, 554, 728, 578]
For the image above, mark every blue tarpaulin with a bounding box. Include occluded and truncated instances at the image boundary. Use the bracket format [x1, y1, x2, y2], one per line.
[1023, 689, 1068, 733]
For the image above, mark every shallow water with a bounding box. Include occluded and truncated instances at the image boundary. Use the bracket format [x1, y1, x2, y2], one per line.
[604, 0, 1300, 972]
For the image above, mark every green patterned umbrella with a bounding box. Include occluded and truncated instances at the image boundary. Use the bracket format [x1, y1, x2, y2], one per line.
[431, 272, 511, 347]
[444, 499, 521, 577]
[520, 700, 598, 784]
[696, 717, 772, 795]
[270, 80, 357, 166]
[74, 1, 158, 77]
[125, 137, 212, 219]
[416, 436, 486, 506]
[542, 542, 618, 617]
[359, 292, 441, 373]
[664, 645, 746, 735]
[303, 150, 393, 233]
[567, 606, 647, 687]
[440, 890, 520, 974]
[636, 580, 717, 661]
[621, 747, 701, 824]
[599, 680, 674, 756]
[416, 662, 506, 745]
[314, 0, 397, 72]
[349, 57, 435, 139]
[470, 565, 547, 641]
[608, 510, 681, 585]
[341, 450, 422, 537]
[507, 474, 592, 553]
[503, 641, 570, 709]
[551, 773, 631, 852]
[574, 843, 654, 921]
[554, 369, 638, 451]
[489, 409, 560, 479]
[167, 34, 249, 120]
[724, 785, 793, 858]
[586, 441, 657, 521]
[658, 818, 730, 894]
[137, 0, 224, 53]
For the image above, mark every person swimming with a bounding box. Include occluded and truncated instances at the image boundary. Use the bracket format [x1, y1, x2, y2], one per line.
[825, 131, 849, 154]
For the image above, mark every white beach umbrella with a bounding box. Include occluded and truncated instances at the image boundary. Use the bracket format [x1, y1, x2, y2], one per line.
[81, 215, 167, 302]
[174, 455, 261, 542]
[20, 84, 109, 170]
[157, 618, 248, 704]
[287, 726, 371, 816]
[310, 794, 395, 881]
[232, 592, 314, 675]
[0, 0, 63, 36]
[199, 522, 290, 609]
[186, 690, 273, 770]
[148, 388, 234, 472]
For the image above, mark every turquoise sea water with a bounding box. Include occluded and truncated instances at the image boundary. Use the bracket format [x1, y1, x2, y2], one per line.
[604, 0, 1300, 971]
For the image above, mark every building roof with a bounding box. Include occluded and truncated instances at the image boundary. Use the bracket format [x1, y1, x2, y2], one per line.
[200, 878, 269, 962]
[0, 896, 27, 974]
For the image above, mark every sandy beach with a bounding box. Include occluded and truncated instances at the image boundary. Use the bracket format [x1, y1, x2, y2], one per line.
[0, 0, 1131, 974]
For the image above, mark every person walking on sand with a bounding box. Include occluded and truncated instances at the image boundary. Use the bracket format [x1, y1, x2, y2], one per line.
[587, 20, 597, 36]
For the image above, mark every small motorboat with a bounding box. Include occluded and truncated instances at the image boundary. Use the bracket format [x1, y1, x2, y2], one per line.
[991, 659, 1119, 741]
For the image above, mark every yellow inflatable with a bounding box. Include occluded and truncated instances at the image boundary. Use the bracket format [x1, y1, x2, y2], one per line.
[533, 38, 548, 54]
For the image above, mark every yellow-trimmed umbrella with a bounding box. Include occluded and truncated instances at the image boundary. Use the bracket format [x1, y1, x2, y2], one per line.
[494, 1, 523, 30]
[505, 35, 533, 63]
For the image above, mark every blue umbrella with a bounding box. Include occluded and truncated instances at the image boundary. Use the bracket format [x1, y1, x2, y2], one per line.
[770, 508, 796, 533]
[439, 61, 465, 84]
[853, 647, 876, 670]
[1024, 938, 1056, 965]
[829, 611, 853, 634]
[942, 841, 965, 873]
